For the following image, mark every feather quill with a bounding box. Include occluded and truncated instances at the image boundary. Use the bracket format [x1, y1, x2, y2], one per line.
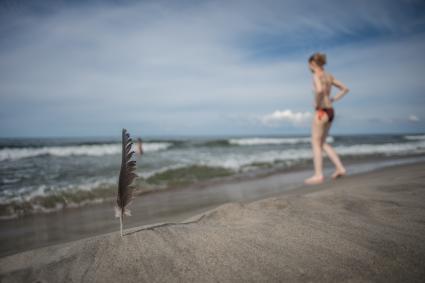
[115, 128, 138, 237]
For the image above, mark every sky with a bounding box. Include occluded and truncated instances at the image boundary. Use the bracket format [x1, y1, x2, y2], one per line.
[0, 0, 424, 137]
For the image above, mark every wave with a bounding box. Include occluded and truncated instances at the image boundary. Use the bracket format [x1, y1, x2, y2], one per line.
[0, 142, 172, 161]
[335, 140, 425, 156]
[0, 178, 120, 218]
[199, 150, 310, 170]
[0, 177, 117, 204]
[3, 138, 423, 196]
[196, 140, 425, 170]
[138, 164, 188, 179]
[228, 136, 333, 146]
[2, 138, 425, 217]
[0, 165, 234, 218]
[404, 134, 425, 141]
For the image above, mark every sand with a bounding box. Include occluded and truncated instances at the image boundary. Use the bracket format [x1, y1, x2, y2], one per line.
[1, 162, 425, 282]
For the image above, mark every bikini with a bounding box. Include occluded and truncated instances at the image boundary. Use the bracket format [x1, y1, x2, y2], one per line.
[316, 107, 335, 122]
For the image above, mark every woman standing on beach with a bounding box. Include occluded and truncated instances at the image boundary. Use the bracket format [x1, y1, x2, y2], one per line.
[304, 52, 349, 185]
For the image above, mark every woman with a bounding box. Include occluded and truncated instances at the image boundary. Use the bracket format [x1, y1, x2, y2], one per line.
[136, 137, 144, 156]
[304, 52, 349, 185]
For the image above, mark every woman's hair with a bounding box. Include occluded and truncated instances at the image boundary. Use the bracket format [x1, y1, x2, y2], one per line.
[308, 52, 327, 67]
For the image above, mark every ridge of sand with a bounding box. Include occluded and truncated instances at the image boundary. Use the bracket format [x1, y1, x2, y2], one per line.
[1, 162, 425, 282]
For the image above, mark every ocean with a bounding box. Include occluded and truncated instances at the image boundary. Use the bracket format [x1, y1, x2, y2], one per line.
[1, 133, 425, 218]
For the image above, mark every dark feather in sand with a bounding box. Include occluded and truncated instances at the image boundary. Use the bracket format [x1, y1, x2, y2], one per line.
[117, 128, 137, 216]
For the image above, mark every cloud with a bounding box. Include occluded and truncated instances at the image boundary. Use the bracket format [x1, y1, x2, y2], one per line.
[259, 110, 312, 127]
[408, 114, 420, 122]
[0, 0, 424, 136]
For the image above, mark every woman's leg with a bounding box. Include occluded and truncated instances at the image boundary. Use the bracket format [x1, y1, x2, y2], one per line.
[322, 122, 346, 178]
[304, 112, 327, 184]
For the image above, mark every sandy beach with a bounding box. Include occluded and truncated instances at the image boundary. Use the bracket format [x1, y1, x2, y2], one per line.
[1, 161, 424, 282]
[2, 0, 425, 282]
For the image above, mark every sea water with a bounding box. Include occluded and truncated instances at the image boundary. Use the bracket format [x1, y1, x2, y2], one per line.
[0, 134, 424, 217]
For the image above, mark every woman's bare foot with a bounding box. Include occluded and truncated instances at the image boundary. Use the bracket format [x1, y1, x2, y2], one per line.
[304, 175, 324, 185]
[332, 168, 346, 179]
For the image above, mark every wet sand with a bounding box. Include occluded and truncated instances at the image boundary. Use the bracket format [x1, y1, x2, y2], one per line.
[1, 161, 425, 282]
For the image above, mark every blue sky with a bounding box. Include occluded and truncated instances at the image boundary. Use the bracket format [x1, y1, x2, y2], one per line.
[0, 0, 424, 137]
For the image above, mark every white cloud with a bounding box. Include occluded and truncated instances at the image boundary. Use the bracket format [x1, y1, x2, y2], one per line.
[259, 110, 312, 127]
[408, 114, 420, 122]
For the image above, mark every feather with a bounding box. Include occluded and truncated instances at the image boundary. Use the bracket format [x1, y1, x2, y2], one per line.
[116, 128, 138, 237]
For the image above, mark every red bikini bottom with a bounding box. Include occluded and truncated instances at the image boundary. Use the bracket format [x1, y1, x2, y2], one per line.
[316, 107, 335, 122]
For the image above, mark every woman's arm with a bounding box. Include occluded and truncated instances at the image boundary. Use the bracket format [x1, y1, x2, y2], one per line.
[330, 75, 349, 102]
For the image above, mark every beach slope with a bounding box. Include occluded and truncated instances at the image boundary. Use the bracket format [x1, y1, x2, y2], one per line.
[1, 162, 425, 282]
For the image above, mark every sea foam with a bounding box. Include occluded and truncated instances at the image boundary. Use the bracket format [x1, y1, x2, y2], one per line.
[0, 142, 172, 161]
[228, 137, 334, 146]
[404, 134, 425, 141]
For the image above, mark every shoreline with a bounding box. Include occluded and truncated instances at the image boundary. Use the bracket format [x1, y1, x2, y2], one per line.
[2, 153, 425, 220]
[1, 160, 424, 282]
[0, 155, 425, 257]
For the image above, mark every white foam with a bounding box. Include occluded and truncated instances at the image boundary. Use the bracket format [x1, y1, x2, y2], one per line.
[0, 177, 118, 204]
[404, 134, 425, 140]
[1, 178, 19, 184]
[198, 140, 425, 171]
[0, 142, 172, 161]
[198, 149, 312, 170]
[335, 140, 425, 156]
[138, 164, 187, 179]
[229, 137, 334, 146]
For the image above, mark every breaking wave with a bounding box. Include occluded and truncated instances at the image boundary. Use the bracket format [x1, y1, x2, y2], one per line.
[0, 142, 172, 161]
[228, 137, 333, 146]
[404, 134, 425, 141]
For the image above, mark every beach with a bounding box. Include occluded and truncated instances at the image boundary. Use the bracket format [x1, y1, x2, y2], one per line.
[1, 161, 424, 282]
[1, 0, 425, 282]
